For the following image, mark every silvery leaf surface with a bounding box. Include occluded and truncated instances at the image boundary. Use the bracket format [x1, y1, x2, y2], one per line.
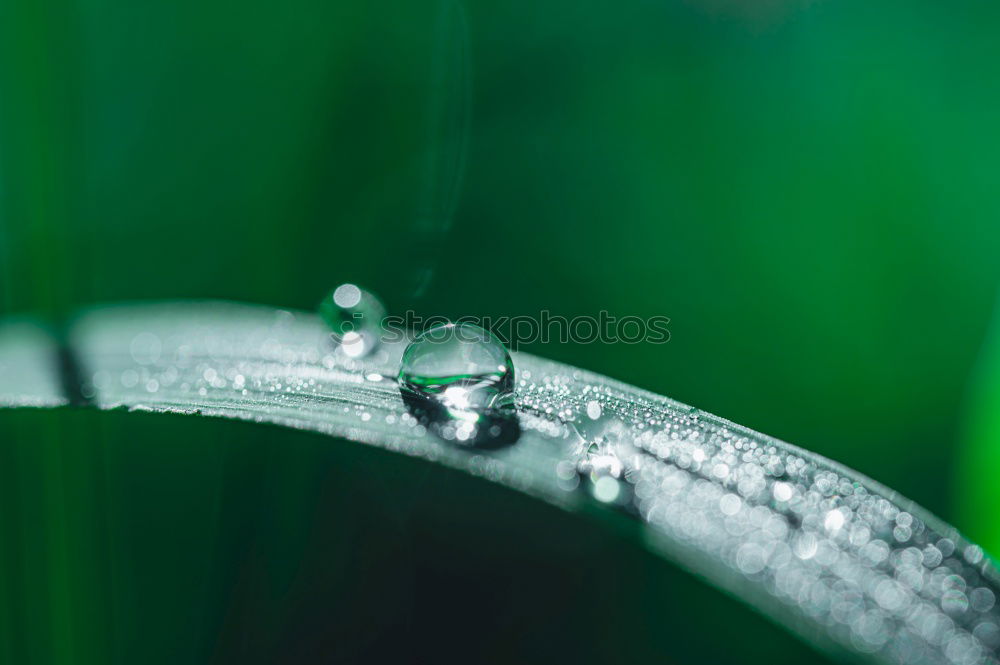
[1, 301, 997, 665]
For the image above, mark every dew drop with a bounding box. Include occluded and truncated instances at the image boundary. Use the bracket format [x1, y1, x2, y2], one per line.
[318, 283, 387, 358]
[398, 322, 519, 448]
[585, 400, 602, 420]
[572, 414, 635, 509]
[591, 476, 622, 503]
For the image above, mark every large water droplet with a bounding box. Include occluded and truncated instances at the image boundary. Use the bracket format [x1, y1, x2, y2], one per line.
[318, 284, 386, 358]
[398, 322, 519, 447]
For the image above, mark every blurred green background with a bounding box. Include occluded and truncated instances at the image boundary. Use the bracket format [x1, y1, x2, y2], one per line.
[2, 0, 1000, 662]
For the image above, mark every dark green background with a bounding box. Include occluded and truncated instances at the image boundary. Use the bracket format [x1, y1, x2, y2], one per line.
[2, 0, 1000, 662]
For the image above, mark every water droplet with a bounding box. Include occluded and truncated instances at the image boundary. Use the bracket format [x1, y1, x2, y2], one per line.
[824, 508, 846, 533]
[585, 400, 602, 420]
[318, 283, 386, 358]
[398, 322, 519, 448]
[773, 481, 794, 502]
[571, 413, 635, 508]
[591, 476, 622, 503]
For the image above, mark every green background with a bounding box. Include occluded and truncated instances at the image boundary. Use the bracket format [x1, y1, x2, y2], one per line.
[2, 0, 1000, 662]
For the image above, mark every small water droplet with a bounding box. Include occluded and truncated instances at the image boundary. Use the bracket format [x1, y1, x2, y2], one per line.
[571, 413, 635, 509]
[398, 322, 519, 448]
[318, 283, 387, 358]
[591, 476, 622, 503]
[573, 412, 627, 457]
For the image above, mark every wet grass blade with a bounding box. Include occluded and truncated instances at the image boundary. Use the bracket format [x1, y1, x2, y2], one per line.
[1, 300, 998, 665]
